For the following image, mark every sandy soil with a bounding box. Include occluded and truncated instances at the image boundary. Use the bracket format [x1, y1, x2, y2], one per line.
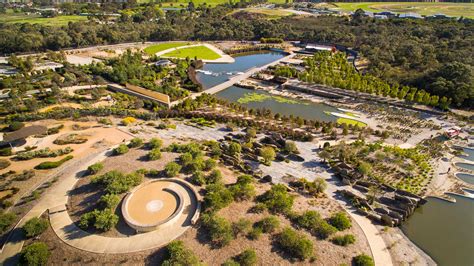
[0, 119, 132, 205]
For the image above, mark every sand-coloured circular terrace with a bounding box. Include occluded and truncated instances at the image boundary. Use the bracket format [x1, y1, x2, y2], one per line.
[122, 179, 190, 232]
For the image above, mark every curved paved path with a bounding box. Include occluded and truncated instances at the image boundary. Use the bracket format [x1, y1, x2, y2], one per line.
[0, 145, 198, 264]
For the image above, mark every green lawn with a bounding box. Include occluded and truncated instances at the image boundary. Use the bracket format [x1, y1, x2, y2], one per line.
[144, 42, 190, 55]
[337, 117, 367, 128]
[239, 8, 294, 19]
[162, 45, 221, 60]
[332, 2, 474, 18]
[0, 10, 88, 26]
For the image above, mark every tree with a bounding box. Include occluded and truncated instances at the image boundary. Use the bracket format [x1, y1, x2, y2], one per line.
[22, 217, 48, 238]
[258, 184, 294, 214]
[20, 242, 50, 266]
[165, 162, 181, 177]
[201, 214, 234, 247]
[94, 209, 118, 231]
[260, 146, 276, 165]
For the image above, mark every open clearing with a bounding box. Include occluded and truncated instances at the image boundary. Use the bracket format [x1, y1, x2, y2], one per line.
[162, 45, 221, 60]
[333, 2, 474, 18]
[240, 8, 295, 19]
[0, 10, 88, 26]
[144, 42, 190, 55]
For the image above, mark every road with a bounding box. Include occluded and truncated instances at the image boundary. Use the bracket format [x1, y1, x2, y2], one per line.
[170, 53, 296, 107]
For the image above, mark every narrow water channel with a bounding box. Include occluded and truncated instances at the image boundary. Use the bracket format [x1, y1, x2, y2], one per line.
[197, 51, 337, 122]
[402, 195, 474, 266]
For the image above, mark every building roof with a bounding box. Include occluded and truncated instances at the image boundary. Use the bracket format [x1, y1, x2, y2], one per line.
[2, 125, 47, 143]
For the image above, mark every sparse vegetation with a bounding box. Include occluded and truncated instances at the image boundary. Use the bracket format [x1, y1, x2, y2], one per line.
[276, 227, 314, 261]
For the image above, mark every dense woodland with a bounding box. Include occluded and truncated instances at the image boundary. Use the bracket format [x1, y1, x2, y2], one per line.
[0, 4, 472, 107]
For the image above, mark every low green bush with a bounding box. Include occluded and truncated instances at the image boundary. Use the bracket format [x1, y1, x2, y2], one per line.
[147, 138, 163, 149]
[206, 169, 222, 184]
[276, 227, 314, 260]
[203, 182, 233, 212]
[14, 147, 73, 161]
[8, 121, 24, 131]
[113, 144, 129, 155]
[255, 215, 280, 233]
[236, 249, 258, 266]
[148, 148, 162, 161]
[203, 158, 217, 171]
[295, 210, 337, 239]
[353, 254, 375, 266]
[190, 171, 206, 186]
[92, 170, 142, 194]
[164, 162, 181, 177]
[22, 217, 48, 238]
[34, 155, 73, 170]
[162, 241, 200, 266]
[0, 147, 12, 156]
[230, 175, 255, 201]
[19, 242, 50, 266]
[0, 159, 11, 170]
[128, 137, 143, 148]
[331, 234, 356, 246]
[232, 218, 252, 237]
[258, 184, 294, 214]
[0, 211, 16, 233]
[201, 213, 234, 247]
[87, 162, 104, 175]
[328, 212, 352, 231]
[79, 209, 118, 231]
[99, 194, 120, 209]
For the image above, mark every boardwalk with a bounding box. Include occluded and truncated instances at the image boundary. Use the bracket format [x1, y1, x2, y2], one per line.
[170, 53, 296, 107]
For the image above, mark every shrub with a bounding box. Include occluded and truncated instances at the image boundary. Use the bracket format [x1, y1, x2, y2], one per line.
[165, 162, 181, 177]
[276, 227, 314, 260]
[328, 212, 352, 231]
[92, 170, 142, 194]
[98, 118, 112, 125]
[122, 116, 136, 126]
[0, 159, 11, 170]
[148, 148, 162, 161]
[0, 147, 12, 156]
[232, 218, 252, 237]
[331, 234, 356, 246]
[260, 146, 276, 165]
[22, 217, 48, 238]
[148, 138, 163, 149]
[250, 203, 267, 213]
[162, 241, 200, 266]
[0, 212, 16, 233]
[247, 227, 263, 240]
[236, 249, 257, 266]
[222, 259, 239, 266]
[19, 242, 50, 266]
[255, 215, 280, 233]
[295, 210, 337, 239]
[94, 209, 118, 231]
[128, 137, 143, 148]
[201, 213, 234, 247]
[258, 184, 294, 214]
[228, 142, 241, 156]
[179, 152, 194, 166]
[113, 144, 129, 155]
[87, 162, 103, 175]
[203, 183, 233, 212]
[353, 254, 375, 266]
[203, 158, 217, 171]
[9, 121, 24, 131]
[99, 194, 120, 209]
[230, 175, 255, 201]
[190, 171, 206, 186]
[14, 147, 73, 161]
[284, 141, 299, 154]
[206, 169, 222, 184]
[34, 155, 73, 170]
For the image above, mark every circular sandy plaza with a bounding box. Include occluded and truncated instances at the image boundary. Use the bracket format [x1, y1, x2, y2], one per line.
[122, 179, 187, 233]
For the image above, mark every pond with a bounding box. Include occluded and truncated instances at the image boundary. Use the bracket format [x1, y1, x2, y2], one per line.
[402, 195, 474, 266]
[456, 162, 474, 172]
[456, 173, 474, 185]
[197, 51, 338, 122]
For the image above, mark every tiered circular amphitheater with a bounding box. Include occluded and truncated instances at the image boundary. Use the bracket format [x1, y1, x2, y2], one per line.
[122, 179, 191, 232]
